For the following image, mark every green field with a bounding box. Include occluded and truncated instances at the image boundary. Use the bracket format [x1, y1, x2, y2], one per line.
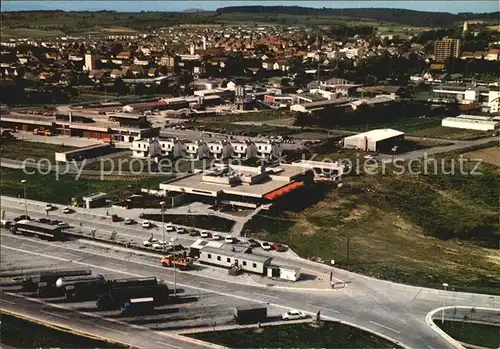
[142, 214, 235, 232]
[438, 321, 500, 349]
[408, 126, 493, 140]
[1, 313, 125, 348]
[243, 143, 500, 294]
[1, 139, 76, 162]
[186, 321, 401, 348]
[0, 167, 172, 205]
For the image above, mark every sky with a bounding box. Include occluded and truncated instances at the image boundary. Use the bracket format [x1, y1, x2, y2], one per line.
[2, 1, 499, 14]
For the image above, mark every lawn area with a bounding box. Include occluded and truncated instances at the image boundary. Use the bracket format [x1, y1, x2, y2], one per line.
[408, 126, 493, 140]
[202, 110, 299, 124]
[186, 321, 401, 348]
[243, 143, 500, 294]
[437, 321, 500, 349]
[1, 313, 125, 348]
[196, 122, 295, 137]
[141, 214, 235, 232]
[332, 116, 443, 133]
[0, 167, 172, 205]
[1, 139, 76, 161]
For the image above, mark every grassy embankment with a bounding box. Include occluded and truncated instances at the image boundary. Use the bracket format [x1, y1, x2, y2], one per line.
[186, 321, 401, 348]
[1, 139, 76, 161]
[438, 321, 500, 349]
[0, 313, 126, 348]
[243, 142, 500, 294]
[0, 167, 172, 205]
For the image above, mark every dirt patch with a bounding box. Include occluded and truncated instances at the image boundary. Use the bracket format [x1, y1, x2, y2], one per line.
[463, 146, 500, 167]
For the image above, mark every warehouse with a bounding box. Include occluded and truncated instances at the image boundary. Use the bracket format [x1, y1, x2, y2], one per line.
[198, 246, 272, 274]
[442, 116, 499, 131]
[343, 128, 405, 152]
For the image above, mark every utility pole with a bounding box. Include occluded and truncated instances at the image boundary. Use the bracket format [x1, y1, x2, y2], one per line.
[346, 236, 351, 267]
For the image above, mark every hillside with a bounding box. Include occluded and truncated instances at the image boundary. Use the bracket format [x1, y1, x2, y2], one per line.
[216, 6, 500, 27]
[1, 7, 498, 38]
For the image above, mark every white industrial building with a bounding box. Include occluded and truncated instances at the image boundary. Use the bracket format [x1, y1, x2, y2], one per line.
[432, 85, 500, 113]
[442, 116, 499, 131]
[343, 129, 405, 152]
[131, 138, 282, 161]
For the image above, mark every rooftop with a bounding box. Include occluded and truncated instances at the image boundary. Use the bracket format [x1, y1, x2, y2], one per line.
[345, 128, 405, 142]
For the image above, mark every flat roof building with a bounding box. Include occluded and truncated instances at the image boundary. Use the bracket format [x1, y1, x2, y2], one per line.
[343, 129, 405, 152]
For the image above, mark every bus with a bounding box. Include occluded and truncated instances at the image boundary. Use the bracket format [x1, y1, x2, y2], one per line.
[10, 220, 64, 240]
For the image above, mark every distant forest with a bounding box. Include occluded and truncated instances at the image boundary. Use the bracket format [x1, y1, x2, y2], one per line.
[216, 6, 500, 27]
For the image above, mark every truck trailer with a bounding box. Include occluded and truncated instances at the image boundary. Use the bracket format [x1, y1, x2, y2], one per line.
[233, 304, 267, 325]
[120, 297, 155, 316]
[56, 275, 107, 301]
[22, 269, 92, 295]
[96, 278, 169, 310]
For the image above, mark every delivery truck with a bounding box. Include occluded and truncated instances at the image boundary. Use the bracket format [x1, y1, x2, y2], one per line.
[233, 304, 267, 325]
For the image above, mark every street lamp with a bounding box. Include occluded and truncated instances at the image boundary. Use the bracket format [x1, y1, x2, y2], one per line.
[20, 180, 28, 217]
[160, 201, 166, 254]
[442, 282, 449, 324]
[170, 236, 178, 298]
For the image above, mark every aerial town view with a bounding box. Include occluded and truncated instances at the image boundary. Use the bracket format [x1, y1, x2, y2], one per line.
[0, 1, 499, 348]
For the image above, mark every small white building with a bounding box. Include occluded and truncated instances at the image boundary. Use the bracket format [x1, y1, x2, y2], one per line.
[442, 117, 499, 131]
[131, 138, 184, 158]
[254, 140, 283, 160]
[207, 140, 233, 160]
[343, 129, 405, 152]
[185, 140, 210, 159]
[231, 141, 258, 160]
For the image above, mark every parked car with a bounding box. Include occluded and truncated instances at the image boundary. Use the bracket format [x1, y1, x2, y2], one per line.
[13, 215, 31, 222]
[176, 227, 187, 234]
[45, 204, 54, 211]
[123, 217, 134, 225]
[281, 310, 307, 320]
[152, 241, 170, 250]
[57, 222, 70, 229]
[62, 207, 74, 214]
[260, 242, 272, 251]
[246, 239, 260, 248]
[165, 225, 176, 232]
[189, 229, 200, 237]
[1, 220, 12, 228]
[212, 233, 221, 241]
[142, 237, 159, 247]
[200, 231, 211, 238]
[141, 221, 152, 229]
[225, 235, 235, 244]
[272, 242, 287, 252]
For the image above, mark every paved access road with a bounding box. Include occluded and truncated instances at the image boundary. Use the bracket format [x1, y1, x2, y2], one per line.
[2, 202, 500, 349]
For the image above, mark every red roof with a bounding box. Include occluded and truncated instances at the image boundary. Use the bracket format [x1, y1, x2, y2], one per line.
[264, 181, 304, 200]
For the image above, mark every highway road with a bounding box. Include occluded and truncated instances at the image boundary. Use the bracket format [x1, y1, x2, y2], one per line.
[2, 199, 500, 348]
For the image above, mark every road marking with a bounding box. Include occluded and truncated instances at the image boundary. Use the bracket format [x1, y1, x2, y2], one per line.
[95, 325, 126, 335]
[428, 346, 435, 349]
[253, 292, 279, 299]
[369, 321, 400, 334]
[438, 295, 466, 300]
[1, 299, 15, 304]
[155, 340, 181, 349]
[306, 304, 341, 314]
[20, 243, 37, 249]
[106, 261, 123, 268]
[41, 310, 70, 319]
[198, 281, 225, 288]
